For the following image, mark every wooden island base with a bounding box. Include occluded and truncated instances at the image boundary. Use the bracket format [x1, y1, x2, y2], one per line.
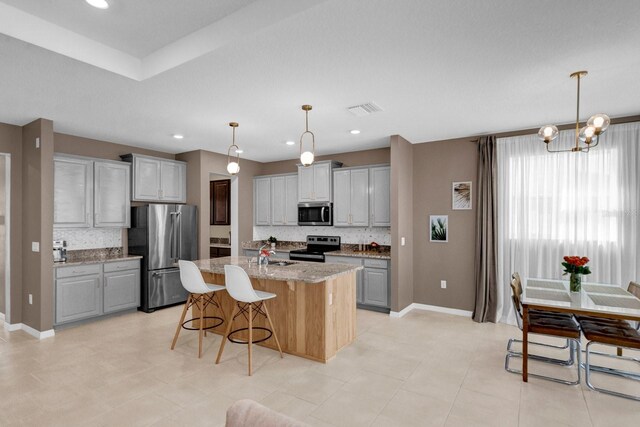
[194, 271, 357, 363]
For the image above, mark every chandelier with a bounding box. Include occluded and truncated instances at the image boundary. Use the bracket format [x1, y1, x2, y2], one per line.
[226, 122, 240, 175]
[299, 105, 315, 166]
[538, 71, 610, 152]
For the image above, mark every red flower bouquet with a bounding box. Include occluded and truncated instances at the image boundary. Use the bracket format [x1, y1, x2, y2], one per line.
[562, 256, 591, 292]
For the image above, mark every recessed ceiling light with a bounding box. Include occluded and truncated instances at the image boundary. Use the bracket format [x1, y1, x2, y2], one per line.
[350, 130, 361, 135]
[285, 140, 296, 146]
[235, 149, 244, 154]
[172, 134, 184, 139]
[86, 0, 109, 9]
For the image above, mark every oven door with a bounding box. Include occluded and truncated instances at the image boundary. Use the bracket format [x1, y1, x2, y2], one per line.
[298, 203, 332, 226]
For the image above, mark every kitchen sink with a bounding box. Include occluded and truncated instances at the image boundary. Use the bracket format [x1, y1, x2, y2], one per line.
[270, 261, 296, 267]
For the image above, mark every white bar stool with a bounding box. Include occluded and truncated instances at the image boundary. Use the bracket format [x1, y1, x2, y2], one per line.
[171, 260, 226, 358]
[215, 265, 283, 375]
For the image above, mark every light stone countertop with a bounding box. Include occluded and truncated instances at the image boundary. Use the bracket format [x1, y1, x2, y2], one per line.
[325, 250, 390, 260]
[241, 241, 390, 260]
[210, 244, 231, 248]
[192, 256, 362, 284]
[53, 255, 142, 268]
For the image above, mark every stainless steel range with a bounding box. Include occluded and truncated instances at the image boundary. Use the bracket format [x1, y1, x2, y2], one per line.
[289, 235, 340, 263]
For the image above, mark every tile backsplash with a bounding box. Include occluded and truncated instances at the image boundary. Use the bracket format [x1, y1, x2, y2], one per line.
[253, 226, 391, 245]
[53, 228, 122, 250]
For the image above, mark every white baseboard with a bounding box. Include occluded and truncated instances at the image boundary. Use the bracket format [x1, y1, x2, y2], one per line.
[21, 323, 55, 340]
[0, 312, 4, 322]
[389, 304, 414, 318]
[389, 303, 472, 319]
[4, 321, 21, 331]
[4, 321, 55, 339]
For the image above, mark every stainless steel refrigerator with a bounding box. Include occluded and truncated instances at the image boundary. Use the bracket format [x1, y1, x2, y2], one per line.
[128, 204, 197, 313]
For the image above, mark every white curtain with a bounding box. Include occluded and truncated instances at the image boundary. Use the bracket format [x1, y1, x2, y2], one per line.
[496, 122, 640, 324]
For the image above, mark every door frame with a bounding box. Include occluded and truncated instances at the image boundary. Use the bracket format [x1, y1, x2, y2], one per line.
[0, 153, 10, 324]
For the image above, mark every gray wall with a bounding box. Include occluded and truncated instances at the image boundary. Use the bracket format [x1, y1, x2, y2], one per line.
[390, 135, 414, 312]
[0, 122, 23, 326]
[176, 150, 263, 260]
[412, 138, 477, 312]
[22, 119, 55, 332]
[259, 147, 390, 175]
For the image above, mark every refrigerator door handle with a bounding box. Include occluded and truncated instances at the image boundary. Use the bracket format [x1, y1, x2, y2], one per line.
[176, 211, 182, 260]
[169, 212, 178, 260]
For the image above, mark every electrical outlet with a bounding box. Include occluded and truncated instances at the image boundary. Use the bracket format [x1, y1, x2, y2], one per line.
[329, 292, 333, 306]
[401, 237, 406, 246]
[28, 294, 33, 305]
[31, 242, 40, 252]
[441, 280, 447, 289]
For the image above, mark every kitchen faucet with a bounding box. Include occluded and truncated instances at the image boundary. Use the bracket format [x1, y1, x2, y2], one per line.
[258, 243, 276, 265]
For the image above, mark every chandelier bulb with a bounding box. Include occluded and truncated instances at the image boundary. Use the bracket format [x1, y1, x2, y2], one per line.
[538, 125, 559, 143]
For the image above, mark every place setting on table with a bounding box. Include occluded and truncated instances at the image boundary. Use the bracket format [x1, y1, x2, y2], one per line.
[513, 256, 640, 401]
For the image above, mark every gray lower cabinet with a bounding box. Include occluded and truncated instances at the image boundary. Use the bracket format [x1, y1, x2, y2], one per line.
[325, 256, 389, 311]
[55, 260, 140, 325]
[104, 269, 141, 314]
[55, 273, 102, 324]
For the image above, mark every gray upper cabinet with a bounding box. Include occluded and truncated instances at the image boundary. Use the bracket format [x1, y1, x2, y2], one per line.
[370, 166, 391, 227]
[254, 176, 271, 225]
[160, 160, 186, 202]
[333, 168, 369, 227]
[313, 162, 332, 201]
[284, 174, 298, 225]
[333, 170, 351, 226]
[270, 174, 298, 226]
[297, 161, 341, 202]
[132, 156, 161, 200]
[123, 154, 187, 203]
[54, 156, 93, 228]
[298, 165, 315, 202]
[271, 176, 286, 226]
[94, 161, 131, 228]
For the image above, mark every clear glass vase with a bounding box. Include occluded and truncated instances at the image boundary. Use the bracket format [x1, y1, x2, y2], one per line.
[569, 273, 582, 292]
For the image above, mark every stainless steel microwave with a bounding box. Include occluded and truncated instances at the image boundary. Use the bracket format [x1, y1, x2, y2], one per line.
[298, 202, 332, 226]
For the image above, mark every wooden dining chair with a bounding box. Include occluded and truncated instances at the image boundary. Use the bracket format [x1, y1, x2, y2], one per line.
[580, 318, 640, 401]
[505, 273, 582, 385]
[506, 273, 573, 354]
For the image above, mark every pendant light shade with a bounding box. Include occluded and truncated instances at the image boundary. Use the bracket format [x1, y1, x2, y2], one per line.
[226, 122, 240, 175]
[299, 105, 315, 167]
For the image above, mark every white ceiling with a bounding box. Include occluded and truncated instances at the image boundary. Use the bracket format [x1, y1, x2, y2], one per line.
[0, 0, 639, 163]
[0, 0, 258, 57]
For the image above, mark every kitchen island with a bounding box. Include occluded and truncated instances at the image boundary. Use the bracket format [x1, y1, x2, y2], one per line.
[191, 256, 360, 362]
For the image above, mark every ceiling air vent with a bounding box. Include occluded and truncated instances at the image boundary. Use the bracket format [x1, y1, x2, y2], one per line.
[347, 102, 383, 117]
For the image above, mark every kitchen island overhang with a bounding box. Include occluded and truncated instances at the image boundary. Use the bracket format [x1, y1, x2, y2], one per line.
[191, 257, 361, 363]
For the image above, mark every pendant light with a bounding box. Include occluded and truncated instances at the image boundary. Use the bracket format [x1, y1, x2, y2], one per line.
[226, 122, 240, 175]
[299, 105, 315, 166]
[538, 71, 610, 153]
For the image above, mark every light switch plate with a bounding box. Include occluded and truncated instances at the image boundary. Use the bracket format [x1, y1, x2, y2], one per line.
[31, 242, 40, 252]
[401, 237, 406, 246]
[35, 137, 40, 149]
[441, 280, 447, 289]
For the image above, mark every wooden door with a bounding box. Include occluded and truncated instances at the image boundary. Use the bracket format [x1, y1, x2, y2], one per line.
[210, 179, 231, 225]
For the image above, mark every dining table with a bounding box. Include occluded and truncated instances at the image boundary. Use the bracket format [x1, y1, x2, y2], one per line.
[521, 278, 640, 382]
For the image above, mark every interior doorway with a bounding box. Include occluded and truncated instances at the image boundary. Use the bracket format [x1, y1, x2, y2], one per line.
[0, 154, 10, 325]
[209, 172, 236, 258]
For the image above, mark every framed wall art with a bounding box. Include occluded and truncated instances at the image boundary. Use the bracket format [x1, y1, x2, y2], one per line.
[430, 215, 448, 242]
[452, 181, 472, 210]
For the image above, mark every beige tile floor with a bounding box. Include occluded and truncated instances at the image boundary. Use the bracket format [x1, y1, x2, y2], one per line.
[1, 307, 638, 426]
